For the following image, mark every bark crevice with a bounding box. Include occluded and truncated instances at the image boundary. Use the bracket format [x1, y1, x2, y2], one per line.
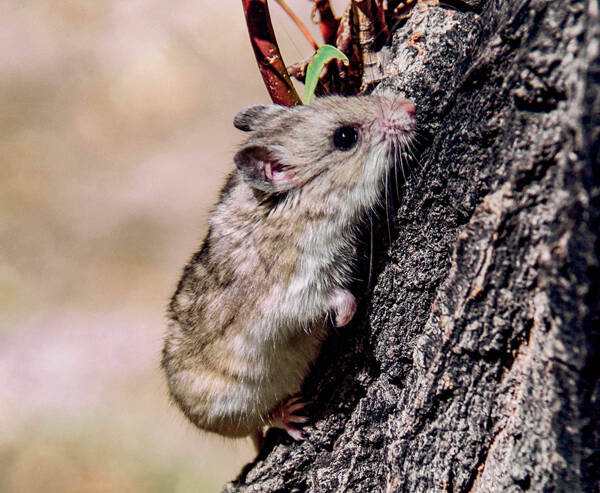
[224, 1, 599, 491]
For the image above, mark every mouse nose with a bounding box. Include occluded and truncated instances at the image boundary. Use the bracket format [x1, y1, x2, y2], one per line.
[401, 100, 416, 117]
[377, 98, 416, 139]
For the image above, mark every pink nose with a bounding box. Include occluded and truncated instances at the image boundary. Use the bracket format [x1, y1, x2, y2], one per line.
[401, 100, 416, 117]
[377, 98, 416, 137]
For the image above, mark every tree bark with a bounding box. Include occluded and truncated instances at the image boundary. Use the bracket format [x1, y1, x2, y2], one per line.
[224, 0, 600, 491]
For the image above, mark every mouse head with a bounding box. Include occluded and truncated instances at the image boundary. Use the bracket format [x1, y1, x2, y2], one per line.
[233, 95, 415, 197]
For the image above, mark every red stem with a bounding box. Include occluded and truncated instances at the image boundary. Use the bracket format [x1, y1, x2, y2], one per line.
[241, 0, 303, 106]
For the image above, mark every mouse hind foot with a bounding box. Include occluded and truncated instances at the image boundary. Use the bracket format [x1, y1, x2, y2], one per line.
[267, 395, 308, 441]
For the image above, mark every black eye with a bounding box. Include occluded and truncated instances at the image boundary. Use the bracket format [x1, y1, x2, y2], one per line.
[333, 125, 359, 151]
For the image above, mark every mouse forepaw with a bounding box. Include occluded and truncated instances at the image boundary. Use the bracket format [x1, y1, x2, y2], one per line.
[330, 288, 357, 327]
[268, 395, 308, 441]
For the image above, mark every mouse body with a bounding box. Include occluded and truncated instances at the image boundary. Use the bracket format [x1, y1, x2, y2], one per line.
[162, 95, 415, 441]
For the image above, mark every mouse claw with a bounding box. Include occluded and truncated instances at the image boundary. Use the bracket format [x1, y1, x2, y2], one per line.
[284, 425, 304, 441]
[284, 395, 302, 406]
[268, 395, 308, 441]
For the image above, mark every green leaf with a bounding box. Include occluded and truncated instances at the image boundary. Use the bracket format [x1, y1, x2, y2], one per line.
[304, 45, 349, 104]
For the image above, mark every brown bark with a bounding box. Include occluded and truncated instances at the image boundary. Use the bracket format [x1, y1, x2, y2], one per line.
[226, 0, 600, 490]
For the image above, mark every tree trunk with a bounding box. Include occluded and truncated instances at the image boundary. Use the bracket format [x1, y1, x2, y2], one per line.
[224, 0, 600, 491]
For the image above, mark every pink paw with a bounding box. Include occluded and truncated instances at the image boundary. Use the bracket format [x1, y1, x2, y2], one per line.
[330, 288, 357, 327]
[268, 395, 308, 441]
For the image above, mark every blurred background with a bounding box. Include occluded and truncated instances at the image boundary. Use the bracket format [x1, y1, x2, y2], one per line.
[0, 1, 345, 491]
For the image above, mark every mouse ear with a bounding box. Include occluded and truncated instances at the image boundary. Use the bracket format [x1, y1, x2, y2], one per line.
[233, 105, 284, 132]
[234, 145, 298, 193]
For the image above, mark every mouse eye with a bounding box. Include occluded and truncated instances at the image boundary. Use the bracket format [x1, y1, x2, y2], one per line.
[333, 125, 359, 151]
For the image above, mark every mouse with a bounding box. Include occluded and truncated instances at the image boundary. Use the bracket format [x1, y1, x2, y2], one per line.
[161, 94, 416, 446]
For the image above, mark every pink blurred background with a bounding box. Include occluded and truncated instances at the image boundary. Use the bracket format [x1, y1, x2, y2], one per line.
[0, 1, 345, 491]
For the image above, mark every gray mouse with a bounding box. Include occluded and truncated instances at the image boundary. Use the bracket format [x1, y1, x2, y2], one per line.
[162, 94, 416, 445]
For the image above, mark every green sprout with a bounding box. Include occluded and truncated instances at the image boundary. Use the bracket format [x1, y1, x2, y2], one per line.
[304, 45, 349, 104]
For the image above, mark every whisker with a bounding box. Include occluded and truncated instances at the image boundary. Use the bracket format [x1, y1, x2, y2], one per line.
[398, 143, 408, 184]
[393, 146, 401, 200]
[367, 215, 374, 290]
[384, 166, 392, 245]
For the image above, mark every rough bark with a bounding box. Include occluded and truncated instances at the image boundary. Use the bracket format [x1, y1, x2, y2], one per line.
[224, 0, 600, 491]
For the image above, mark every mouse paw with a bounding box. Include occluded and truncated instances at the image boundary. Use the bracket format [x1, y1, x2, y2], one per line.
[268, 395, 308, 441]
[330, 288, 357, 327]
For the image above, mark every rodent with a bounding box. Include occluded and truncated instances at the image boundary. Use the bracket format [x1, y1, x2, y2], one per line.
[161, 94, 416, 444]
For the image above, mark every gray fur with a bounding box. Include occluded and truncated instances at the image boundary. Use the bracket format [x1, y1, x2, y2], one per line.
[162, 95, 415, 439]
